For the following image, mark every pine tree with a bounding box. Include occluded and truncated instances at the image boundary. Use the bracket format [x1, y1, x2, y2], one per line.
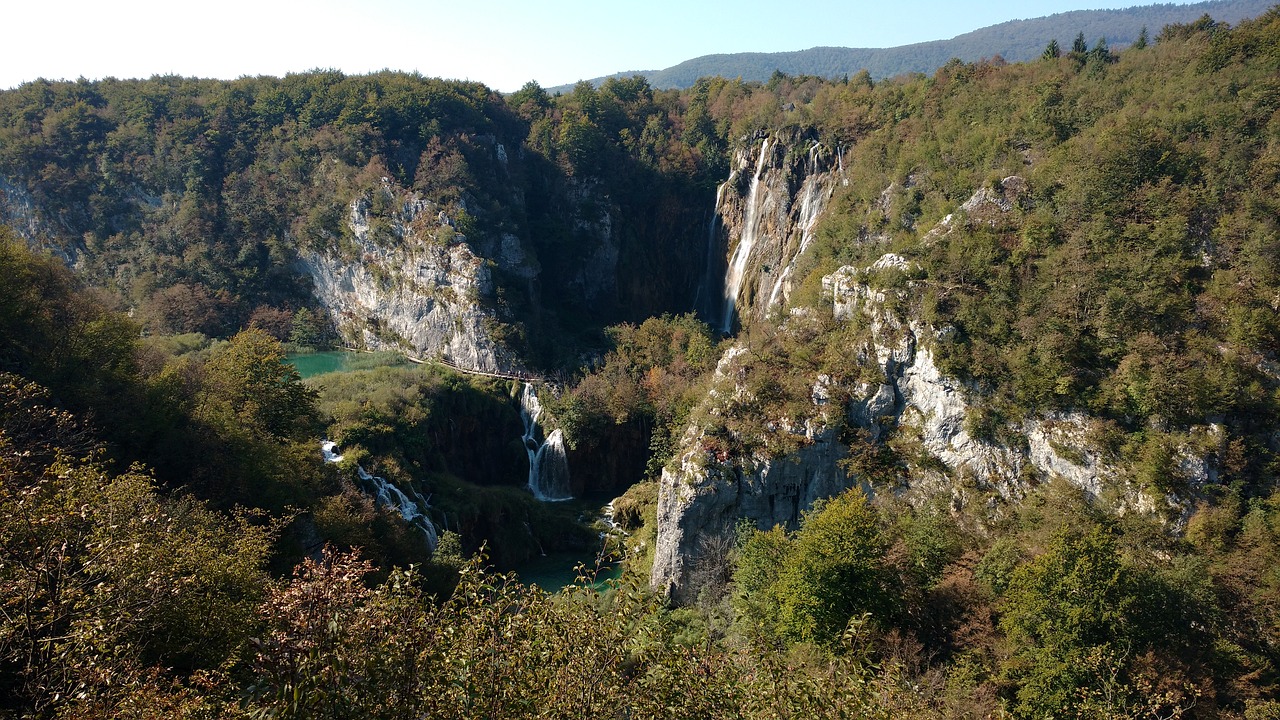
[1042, 38, 1062, 60]
[1090, 37, 1111, 63]
[1071, 32, 1088, 55]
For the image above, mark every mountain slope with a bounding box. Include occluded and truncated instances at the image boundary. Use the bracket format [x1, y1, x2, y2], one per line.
[0, 72, 724, 372]
[557, 0, 1273, 90]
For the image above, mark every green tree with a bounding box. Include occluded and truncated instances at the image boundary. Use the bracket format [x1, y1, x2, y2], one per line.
[769, 490, 892, 645]
[199, 327, 318, 440]
[999, 526, 1140, 717]
[288, 307, 324, 347]
[1041, 38, 1061, 60]
[509, 80, 551, 120]
[732, 522, 791, 637]
[1089, 36, 1111, 64]
[0, 438, 274, 715]
[1071, 31, 1089, 54]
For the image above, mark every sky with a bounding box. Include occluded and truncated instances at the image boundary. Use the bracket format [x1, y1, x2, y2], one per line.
[5, 0, 1162, 93]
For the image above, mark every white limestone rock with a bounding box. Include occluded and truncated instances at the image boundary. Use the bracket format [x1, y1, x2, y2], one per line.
[300, 192, 519, 373]
[650, 185, 1219, 606]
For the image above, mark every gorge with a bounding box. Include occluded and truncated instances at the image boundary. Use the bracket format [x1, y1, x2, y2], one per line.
[4, 13, 1280, 713]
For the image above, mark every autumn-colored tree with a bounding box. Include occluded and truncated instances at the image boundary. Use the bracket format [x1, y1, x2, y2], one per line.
[0, 415, 274, 716]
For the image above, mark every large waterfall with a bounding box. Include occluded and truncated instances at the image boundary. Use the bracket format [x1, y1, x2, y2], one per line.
[765, 142, 833, 312]
[721, 138, 771, 334]
[322, 441, 440, 551]
[519, 383, 573, 501]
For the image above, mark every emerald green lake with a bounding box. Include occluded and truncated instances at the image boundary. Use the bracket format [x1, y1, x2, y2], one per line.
[286, 350, 407, 379]
[514, 550, 621, 592]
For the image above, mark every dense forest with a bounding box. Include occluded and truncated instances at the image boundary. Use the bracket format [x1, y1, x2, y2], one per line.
[2, 6, 1280, 719]
[0, 69, 719, 367]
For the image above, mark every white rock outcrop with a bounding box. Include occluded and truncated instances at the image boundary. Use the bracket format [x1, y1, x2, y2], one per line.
[651, 340, 853, 604]
[300, 192, 518, 373]
[652, 242, 1217, 604]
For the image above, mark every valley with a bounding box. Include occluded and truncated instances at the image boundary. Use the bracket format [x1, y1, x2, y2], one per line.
[2, 7, 1280, 717]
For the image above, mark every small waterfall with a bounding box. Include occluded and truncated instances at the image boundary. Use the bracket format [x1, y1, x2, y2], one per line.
[321, 440, 344, 463]
[766, 142, 831, 312]
[721, 138, 772, 334]
[520, 383, 573, 501]
[322, 440, 439, 551]
[600, 499, 628, 543]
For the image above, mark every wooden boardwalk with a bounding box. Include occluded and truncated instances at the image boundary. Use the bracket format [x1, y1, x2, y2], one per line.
[416, 355, 546, 383]
[339, 346, 547, 383]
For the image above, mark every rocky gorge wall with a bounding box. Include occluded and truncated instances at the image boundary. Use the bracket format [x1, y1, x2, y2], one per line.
[0, 175, 80, 266]
[651, 181, 1223, 605]
[299, 182, 526, 374]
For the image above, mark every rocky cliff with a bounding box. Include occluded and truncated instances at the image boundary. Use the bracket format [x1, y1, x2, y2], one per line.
[300, 182, 526, 373]
[651, 181, 1222, 604]
[0, 175, 79, 266]
[651, 349, 853, 603]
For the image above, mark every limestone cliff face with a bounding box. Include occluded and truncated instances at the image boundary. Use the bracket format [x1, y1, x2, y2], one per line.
[651, 182, 1220, 604]
[300, 186, 524, 374]
[819, 247, 1213, 510]
[653, 421, 851, 604]
[0, 175, 79, 266]
[651, 345, 855, 604]
[715, 132, 843, 333]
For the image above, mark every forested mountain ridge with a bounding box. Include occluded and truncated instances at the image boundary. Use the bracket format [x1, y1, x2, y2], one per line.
[2, 7, 1280, 719]
[559, 0, 1274, 90]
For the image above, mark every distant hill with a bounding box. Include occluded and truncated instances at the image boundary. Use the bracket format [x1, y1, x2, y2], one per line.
[552, 0, 1274, 91]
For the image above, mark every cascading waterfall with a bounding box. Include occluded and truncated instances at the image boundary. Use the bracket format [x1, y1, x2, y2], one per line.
[600, 499, 628, 545]
[721, 138, 771, 334]
[322, 440, 439, 551]
[766, 142, 833, 312]
[520, 383, 573, 501]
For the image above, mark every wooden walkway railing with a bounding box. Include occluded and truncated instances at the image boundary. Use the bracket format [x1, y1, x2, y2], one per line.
[415, 355, 546, 383]
[339, 346, 548, 383]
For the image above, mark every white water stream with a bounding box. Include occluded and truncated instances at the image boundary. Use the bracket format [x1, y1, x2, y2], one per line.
[766, 142, 832, 312]
[322, 440, 439, 551]
[721, 138, 771, 334]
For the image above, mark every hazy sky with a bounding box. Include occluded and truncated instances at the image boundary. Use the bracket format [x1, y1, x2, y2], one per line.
[6, 0, 1155, 92]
